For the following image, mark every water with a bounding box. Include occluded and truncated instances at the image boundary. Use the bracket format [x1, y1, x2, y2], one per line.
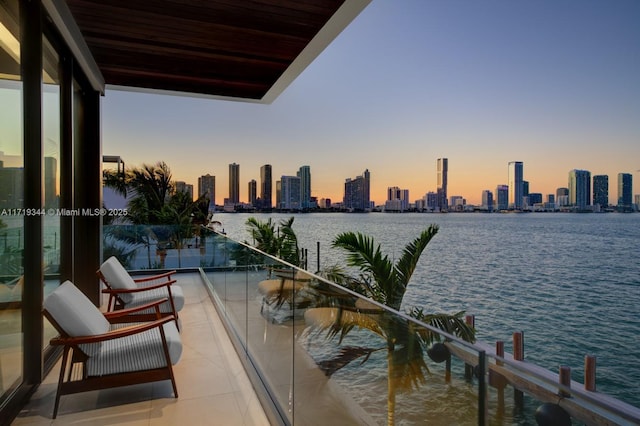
[216, 211, 640, 410]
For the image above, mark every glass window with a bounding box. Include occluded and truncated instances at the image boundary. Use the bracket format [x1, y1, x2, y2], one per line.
[0, 0, 23, 403]
[42, 36, 61, 349]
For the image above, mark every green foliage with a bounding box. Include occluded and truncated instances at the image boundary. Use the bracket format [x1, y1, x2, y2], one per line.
[244, 216, 301, 266]
[310, 225, 476, 425]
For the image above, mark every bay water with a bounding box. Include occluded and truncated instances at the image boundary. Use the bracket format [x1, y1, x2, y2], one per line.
[217, 212, 640, 410]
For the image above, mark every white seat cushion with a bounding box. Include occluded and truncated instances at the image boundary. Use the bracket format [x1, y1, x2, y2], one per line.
[129, 285, 185, 312]
[87, 321, 182, 376]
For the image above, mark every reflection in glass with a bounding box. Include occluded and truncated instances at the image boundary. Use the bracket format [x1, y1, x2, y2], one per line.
[0, 0, 22, 403]
[42, 36, 61, 349]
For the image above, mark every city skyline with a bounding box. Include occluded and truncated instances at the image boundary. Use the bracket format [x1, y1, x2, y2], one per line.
[160, 159, 632, 209]
[101, 1, 640, 206]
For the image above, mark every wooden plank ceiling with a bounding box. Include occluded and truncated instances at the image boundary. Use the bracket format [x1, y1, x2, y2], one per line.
[65, 0, 345, 100]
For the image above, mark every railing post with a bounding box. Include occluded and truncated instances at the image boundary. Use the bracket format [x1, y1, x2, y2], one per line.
[465, 315, 476, 379]
[513, 331, 524, 361]
[559, 365, 571, 397]
[513, 331, 524, 408]
[478, 351, 487, 426]
[585, 355, 596, 391]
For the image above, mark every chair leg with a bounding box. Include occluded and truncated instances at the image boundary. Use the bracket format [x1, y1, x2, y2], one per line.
[53, 346, 71, 419]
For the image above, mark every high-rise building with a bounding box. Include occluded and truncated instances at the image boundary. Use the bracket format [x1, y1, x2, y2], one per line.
[436, 158, 448, 212]
[343, 169, 370, 211]
[385, 186, 409, 211]
[482, 190, 494, 212]
[556, 187, 569, 207]
[277, 175, 301, 210]
[174, 181, 193, 200]
[508, 161, 523, 210]
[592, 175, 608, 208]
[297, 165, 311, 209]
[425, 192, 437, 211]
[228, 163, 240, 205]
[528, 193, 542, 205]
[248, 179, 257, 206]
[568, 169, 591, 209]
[496, 185, 508, 210]
[617, 173, 633, 211]
[198, 174, 215, 209]
[260, 164, 272, 209]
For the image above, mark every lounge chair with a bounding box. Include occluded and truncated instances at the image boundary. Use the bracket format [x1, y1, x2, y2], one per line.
[43, 281, 182, 418]
[97, 256, 184, 325]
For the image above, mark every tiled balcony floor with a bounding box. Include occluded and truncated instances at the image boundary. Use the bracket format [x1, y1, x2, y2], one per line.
[13, 273, 270, 426]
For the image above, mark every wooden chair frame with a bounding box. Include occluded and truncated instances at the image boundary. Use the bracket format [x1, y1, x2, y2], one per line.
[43, 299, 179, 419]
[97, 268, 180, 325]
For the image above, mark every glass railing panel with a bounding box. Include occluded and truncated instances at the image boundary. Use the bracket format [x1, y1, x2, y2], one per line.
[103, 224, 227, 270]
[199, 230, 486, 425]
[293, 275, 483, 425]
[112, 227, 640, 425]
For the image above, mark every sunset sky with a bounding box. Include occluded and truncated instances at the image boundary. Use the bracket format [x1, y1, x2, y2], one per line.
[102, 0, 640, 206]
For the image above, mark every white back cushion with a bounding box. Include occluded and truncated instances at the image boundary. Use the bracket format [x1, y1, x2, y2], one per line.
[100, 256, 137, 303]
[44, 281, 110, 337]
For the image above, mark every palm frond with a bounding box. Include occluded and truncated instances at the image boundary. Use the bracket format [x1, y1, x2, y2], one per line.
[317, 346, 382, 377]
[394, 225, 438, 293]
[409, 308, 476, 344]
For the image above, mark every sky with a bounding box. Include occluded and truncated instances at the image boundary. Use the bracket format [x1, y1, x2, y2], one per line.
[101, 0, 640, 206]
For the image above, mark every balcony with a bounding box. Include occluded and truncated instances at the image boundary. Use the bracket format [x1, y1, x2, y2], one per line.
[14, 270, 269, 425]
[11, 225, 640, 425]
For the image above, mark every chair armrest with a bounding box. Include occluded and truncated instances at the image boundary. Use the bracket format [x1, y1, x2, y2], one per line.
[50, 315, 176, 346]
[101, 280, 177, 294]
[133, 270, 176, 283]
[103, 298, 168, 321]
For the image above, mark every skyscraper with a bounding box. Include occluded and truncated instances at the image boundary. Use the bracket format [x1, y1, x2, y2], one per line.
[174, 181, 193, 200]
[260, 164, 272, 209]
[482, 190, 494, 212]
[592, 175, 608, 208]
[297, 165, 311, 209]
[568, 169, 591, 209]
[508, 161, 523, 210]
[278, 175, 301, 210]
[385, 186, 409, 211]
[617, 173, 633, 211]
[436, 158, 448, 212]
[496, 185, 508, 210]
[248, 179, 257, 206]
[198, 174, 215, 209]
[343, 169, 370, 211]
[228, 163, 239, 205]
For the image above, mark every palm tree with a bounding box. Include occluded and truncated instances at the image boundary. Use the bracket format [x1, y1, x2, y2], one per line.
[103, 161, 208, 268]
[307, 225, 475, 425]
[244, 216, 301, 267]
